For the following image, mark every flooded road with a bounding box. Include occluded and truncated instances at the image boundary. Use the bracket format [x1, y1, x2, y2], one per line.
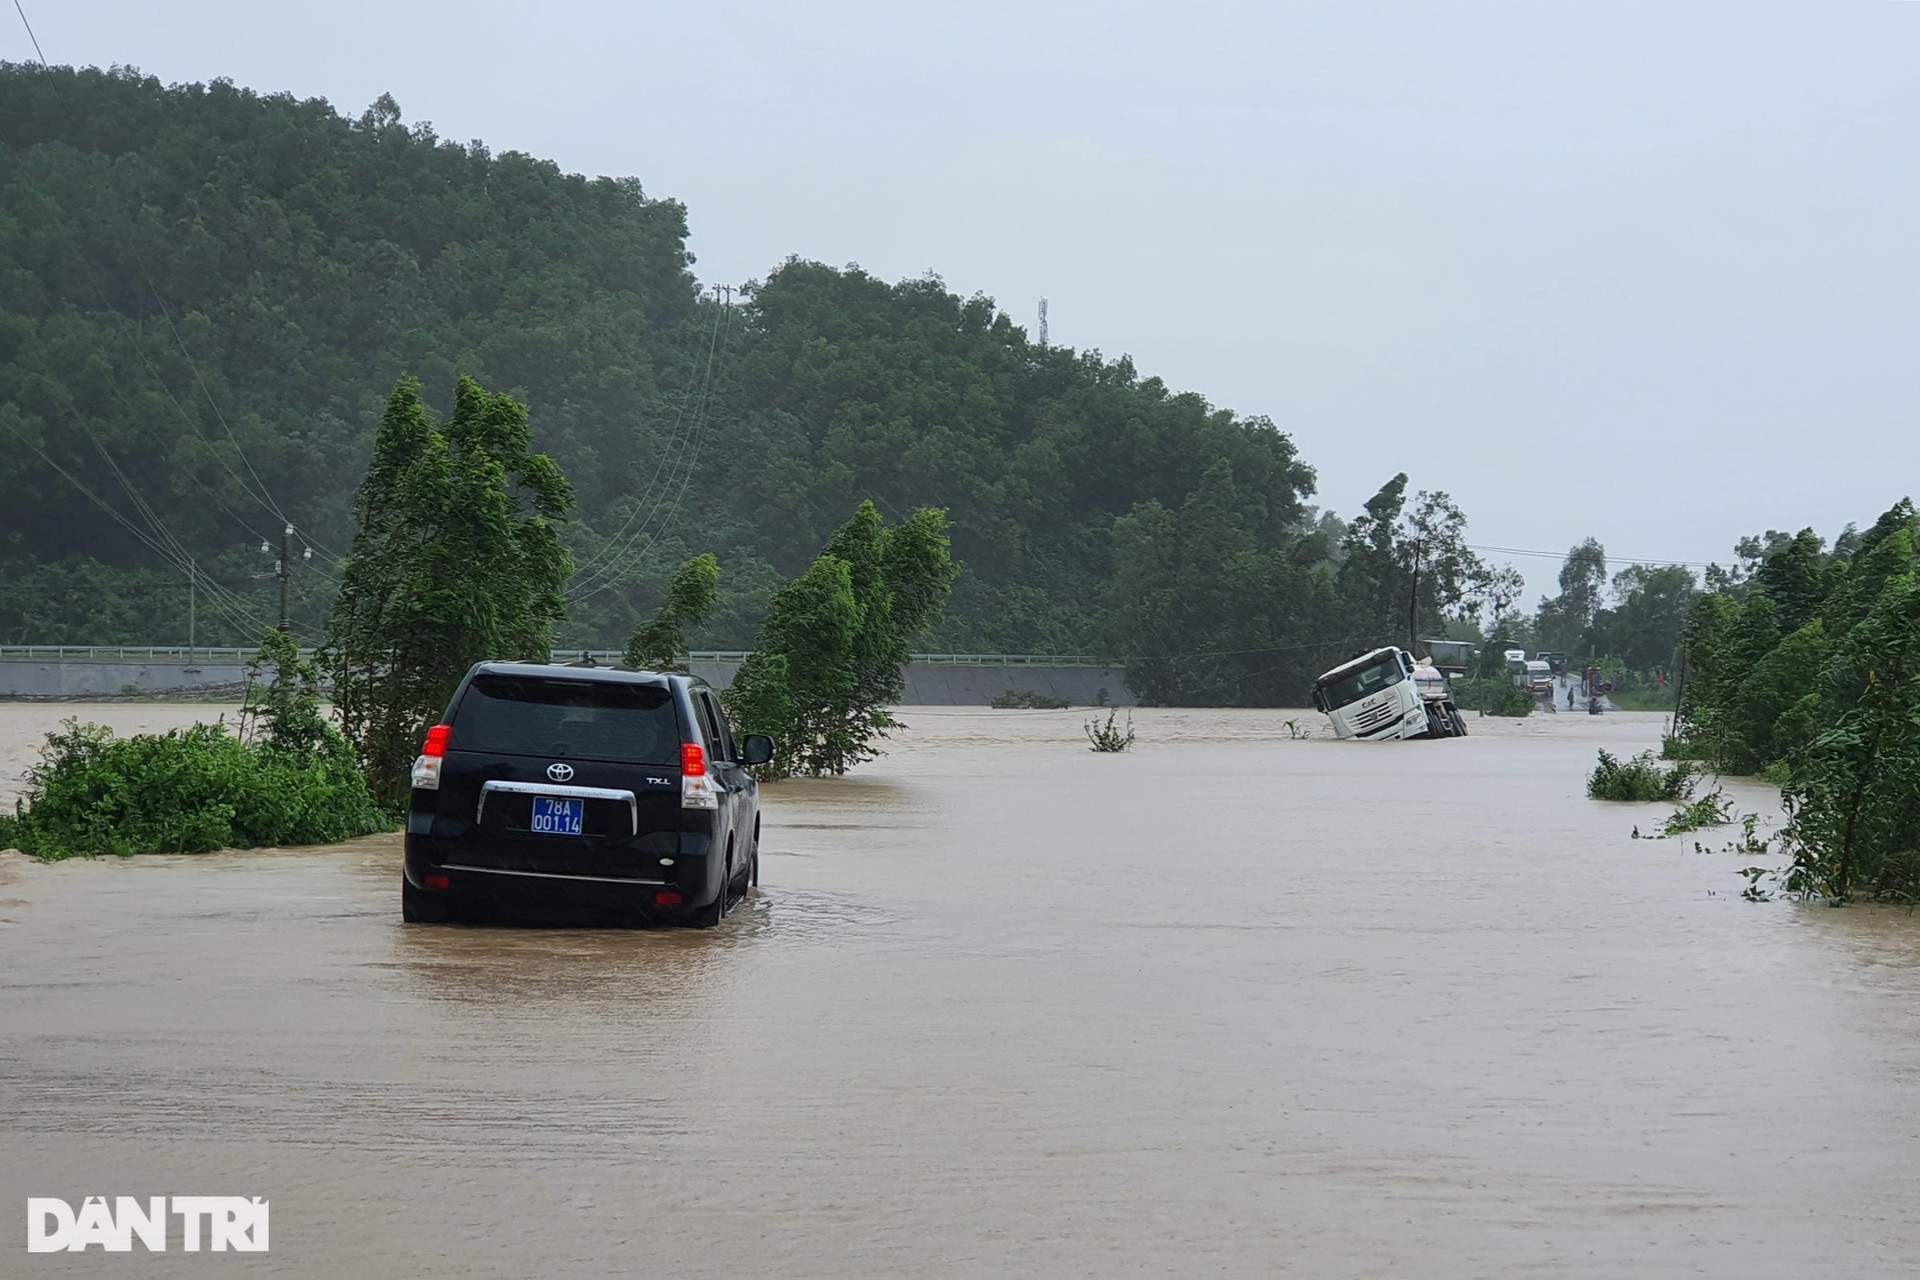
[4, 706, 1920, 1276]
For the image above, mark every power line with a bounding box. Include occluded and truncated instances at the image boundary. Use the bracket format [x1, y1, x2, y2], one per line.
[76, 422, 276, 633]
[579, 291, 735, 597]
[111, 375, 274, 546]
[137, 280, 344, 567]
[568, 287, 729, 587]
[569, 288, 735, 603]
[1, 417, 273, 637]
[9, 1, 340, 612]
[1467, 543, 1722, 571]
[10, 0, 45, 65]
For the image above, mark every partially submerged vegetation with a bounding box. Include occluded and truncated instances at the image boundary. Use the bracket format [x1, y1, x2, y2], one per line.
[723, 502, 957, 780]
[1674, 500, 1920, 902]
[322, 376, 575, 809]
[1588, 749, 1694, 802]
[1085, 709, 1137, 753]
[1592, 749, 1731, 840]
[992, 690, 1071, 709]
[1661, 789, 1733, 837]
[0, 636, 385, 859]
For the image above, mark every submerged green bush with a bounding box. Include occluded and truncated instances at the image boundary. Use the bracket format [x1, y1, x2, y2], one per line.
[1588, 749, 1696, 802]
[1085, 709, 1137, 753]
[1, 636, 387, 860]
[992, 689, 1071, 709]
[1662, 788, 1733, 836]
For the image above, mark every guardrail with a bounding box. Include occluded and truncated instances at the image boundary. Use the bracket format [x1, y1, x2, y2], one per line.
[0, 646, 287, 662]
[0, 646, 1122, 667]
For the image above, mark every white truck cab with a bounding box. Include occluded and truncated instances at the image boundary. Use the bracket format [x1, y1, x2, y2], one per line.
[1312, 647, 1468, 740]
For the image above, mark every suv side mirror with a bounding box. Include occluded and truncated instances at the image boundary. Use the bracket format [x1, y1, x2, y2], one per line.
[739, 734, 775, 767]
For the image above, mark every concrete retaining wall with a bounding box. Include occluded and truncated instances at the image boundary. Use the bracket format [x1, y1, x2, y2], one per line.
[0, 658, 1133, 706]
[0, 660, 251, 697]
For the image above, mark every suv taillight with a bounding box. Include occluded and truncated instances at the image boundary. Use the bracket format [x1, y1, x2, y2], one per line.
[681, 741, 717, 809]
[411, 724, 451, 790]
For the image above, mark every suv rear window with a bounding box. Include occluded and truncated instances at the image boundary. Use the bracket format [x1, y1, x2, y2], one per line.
[452, 675, 681, 764]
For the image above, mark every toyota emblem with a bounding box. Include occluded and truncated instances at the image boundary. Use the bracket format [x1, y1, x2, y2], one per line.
[546, 762, 574, 782]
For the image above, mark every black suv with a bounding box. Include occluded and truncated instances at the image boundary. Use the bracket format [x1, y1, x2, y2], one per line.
[401, 663, 773, 926]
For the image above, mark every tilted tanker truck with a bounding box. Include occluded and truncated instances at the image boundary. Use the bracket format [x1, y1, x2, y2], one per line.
[1311, 646, 1469, 740]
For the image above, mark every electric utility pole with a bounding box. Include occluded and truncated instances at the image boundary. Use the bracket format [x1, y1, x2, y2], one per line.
[260, 524, 312, 635]
[278, 524, 292, 633]
[1038, 297, 1048, 348]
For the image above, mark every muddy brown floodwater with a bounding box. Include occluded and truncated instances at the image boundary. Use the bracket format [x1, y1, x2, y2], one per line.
[4, 705, 1920, 1277]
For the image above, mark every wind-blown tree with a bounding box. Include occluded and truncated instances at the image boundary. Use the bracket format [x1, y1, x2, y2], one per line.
[1780, 569, 1920, 901]
[1104, 459, 1346, 705]
[322, 376, 573, 806]
[1590, 563, 1698, 673]
[1339, 474, 1493, 650]
[724, 501, 957, 778]
[1535, 538, 1607, 654]
[623, 553, 720, 672]
[1676, 499, 1917, 782]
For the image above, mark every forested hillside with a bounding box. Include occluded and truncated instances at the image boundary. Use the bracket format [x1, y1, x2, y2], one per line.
[0, 63, 702, 641]
[0, 62, 1494, 701]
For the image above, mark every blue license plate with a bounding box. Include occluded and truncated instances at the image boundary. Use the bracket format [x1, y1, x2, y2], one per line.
[530, 796, 584, 836]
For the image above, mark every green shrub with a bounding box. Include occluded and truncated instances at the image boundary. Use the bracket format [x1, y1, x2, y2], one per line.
[1085, 709, 1137, 753]
[4, 635, 388, 859]
[1588, 749, 1696, 802]
[1661, 734, 1710, 761]
[1662, 787, 1732, 835]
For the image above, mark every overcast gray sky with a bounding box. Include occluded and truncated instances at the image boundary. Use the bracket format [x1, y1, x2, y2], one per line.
[18, 1, 1920, 594]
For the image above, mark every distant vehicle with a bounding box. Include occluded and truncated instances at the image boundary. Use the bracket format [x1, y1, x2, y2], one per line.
[1312, 647, 1468, 740]
[402, 662, 774, 927]
[1535, 651, 1569, 675]
[1523, 659, 1555, 695]
[1420, 638, 1476, 673]
[1503, 648, 1527, 673]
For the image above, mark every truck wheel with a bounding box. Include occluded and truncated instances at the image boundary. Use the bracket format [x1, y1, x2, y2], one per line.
[401, 876, 447, 924]
[749, 819, 761, 889]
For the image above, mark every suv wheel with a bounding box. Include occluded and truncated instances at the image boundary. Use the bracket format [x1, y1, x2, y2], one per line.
[401, 876, 447, 924]
[692, 853, 731, 929]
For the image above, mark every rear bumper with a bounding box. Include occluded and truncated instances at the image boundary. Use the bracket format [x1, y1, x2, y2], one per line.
[404, 834, 724, 919]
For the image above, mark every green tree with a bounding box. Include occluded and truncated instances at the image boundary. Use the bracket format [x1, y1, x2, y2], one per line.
[321, 376, 574, 806]
[1105, 459, 1344, 705]
[1753, 528, 1827, 634]
[1724, 621, 1827, 774]
[623, 553, 720, 672]
[1780, 572, 1920, 900]
[724, 501, 957, 778]
[1535, 538, 1607, 654]
[1339, 475, 1493, 650]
